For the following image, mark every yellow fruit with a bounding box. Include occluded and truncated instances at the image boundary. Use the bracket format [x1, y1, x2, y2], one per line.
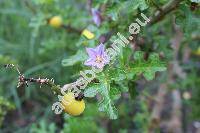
[61, 92, 85, 116]
[82, 29, 95, 39]
[49, 16, 63, 28]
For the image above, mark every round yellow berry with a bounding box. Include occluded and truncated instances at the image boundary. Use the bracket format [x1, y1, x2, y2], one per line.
[49, 16, 63, 28]
[61, 92, 85, 116]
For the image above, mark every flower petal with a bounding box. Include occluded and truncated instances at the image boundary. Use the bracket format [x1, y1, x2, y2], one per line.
[91, 8, 101, 27]
[84, 58, 95, 66]
[95, 43, 104, 56]
[86, 48, 97, 58]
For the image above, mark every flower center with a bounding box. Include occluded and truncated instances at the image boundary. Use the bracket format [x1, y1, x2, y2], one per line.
[95, 55, 103, 63]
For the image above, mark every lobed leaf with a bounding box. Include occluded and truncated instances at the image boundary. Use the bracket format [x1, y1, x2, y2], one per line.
[98, 82, 118, 119]
[130, 51, 166, 80]
[84, 84, 100, 98]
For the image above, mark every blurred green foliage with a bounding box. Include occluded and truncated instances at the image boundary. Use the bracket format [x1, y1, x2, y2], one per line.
[0, 0, 199, 132]
[0, 97, 15, 126]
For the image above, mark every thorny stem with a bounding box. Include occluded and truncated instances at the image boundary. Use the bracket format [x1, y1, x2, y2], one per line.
[149, 0, 183, 25]
[3, 64, 84, 100]
[4, 64, 61, 95]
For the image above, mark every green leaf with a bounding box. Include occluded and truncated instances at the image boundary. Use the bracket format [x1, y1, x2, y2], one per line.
[98, 82, 118, 119]
[128, 81, 138, 100]
[84, 78, 119, 119]
[62, 50, 87, 67]
[84, 84, 100, 98]
[108, 68, 126, 81]
[105, 2, 121, 21]
[129, 0, 148, 11]
[176, 5, 200, 37]
[130, 51, 166, 80]
[109, 87, 121, 100]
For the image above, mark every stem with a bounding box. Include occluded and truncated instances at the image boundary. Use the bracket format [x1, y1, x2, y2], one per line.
[4, 64, 62, 95]
[62, 25, 82, 34]
[149, 0, 183, 25]
[47, 81, 62, 95]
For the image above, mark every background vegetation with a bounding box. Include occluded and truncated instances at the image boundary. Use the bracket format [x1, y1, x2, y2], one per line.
[0, 0, 199, 132]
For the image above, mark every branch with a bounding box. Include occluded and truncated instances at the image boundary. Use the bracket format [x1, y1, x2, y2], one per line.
[4, 64, 84, 100]
[167, 90, 183, 133]
[149, 0, 183, 25]
[4, 64, 57, 91]
[148, 84, 168, 132]
[24, 0, 37, 14]
[62, 25, 82, 34]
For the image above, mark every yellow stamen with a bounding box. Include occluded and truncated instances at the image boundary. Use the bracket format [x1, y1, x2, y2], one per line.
[95, 56, 103, 63]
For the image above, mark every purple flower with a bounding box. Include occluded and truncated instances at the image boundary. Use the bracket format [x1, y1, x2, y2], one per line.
[84, 43, 110, 69]
[91, 8, 102, 27]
